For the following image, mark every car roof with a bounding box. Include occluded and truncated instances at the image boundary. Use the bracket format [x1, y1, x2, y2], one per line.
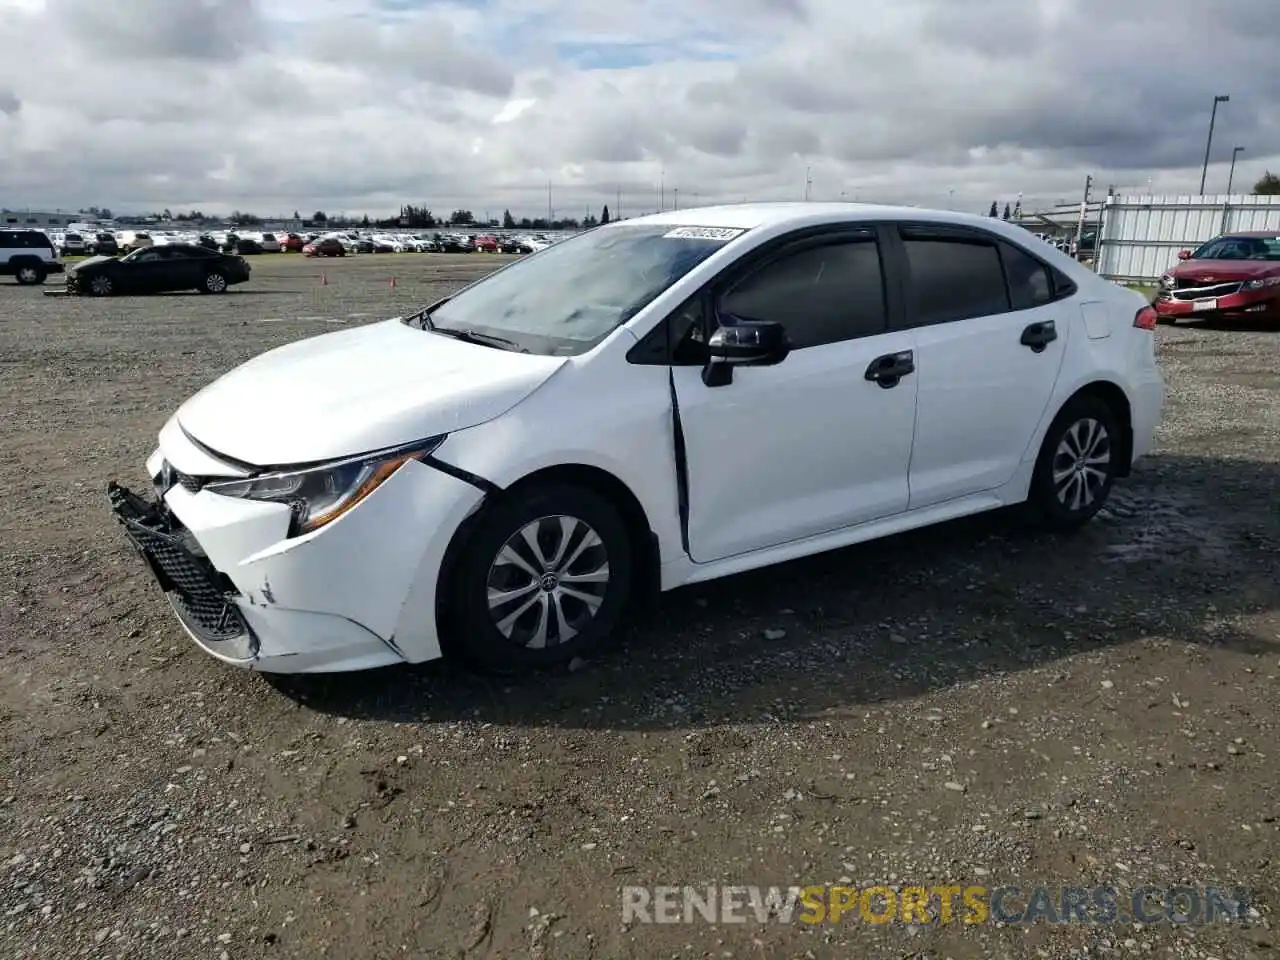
[618, 201, 1036, 238]
[1216, 230, 1280, 238]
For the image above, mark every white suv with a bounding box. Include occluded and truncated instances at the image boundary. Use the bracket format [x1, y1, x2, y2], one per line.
[0, 229, 64, 285]
[108, 203, 1165, 676]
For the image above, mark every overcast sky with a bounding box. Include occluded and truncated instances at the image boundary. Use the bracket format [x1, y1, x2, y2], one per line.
[1, 0, 1278, 219]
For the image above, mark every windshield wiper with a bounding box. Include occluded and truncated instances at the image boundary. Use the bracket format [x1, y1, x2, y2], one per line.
[403, 297, 451, 330]
[431, 327, 528, 353]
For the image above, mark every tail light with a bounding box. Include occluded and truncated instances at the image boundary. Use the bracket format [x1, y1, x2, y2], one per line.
[1133, 305, 1158, 330]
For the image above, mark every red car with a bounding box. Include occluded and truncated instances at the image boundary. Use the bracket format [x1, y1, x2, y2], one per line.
[473, 234, 499, 253]
[1154, 231, 1280, 323]
[302, 237, 346, 258]
[281, 233, 305, 252]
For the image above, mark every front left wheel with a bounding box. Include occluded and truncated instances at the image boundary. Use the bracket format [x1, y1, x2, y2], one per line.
[446, 484, 633, 673]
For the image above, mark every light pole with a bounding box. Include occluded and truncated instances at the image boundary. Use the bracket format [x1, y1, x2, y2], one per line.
[1199, 94, 1230, 195]
[1226, 146, 1244, 194]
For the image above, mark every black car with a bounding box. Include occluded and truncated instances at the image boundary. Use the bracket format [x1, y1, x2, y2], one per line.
[196, 234, 220, 251]
[235, 237, 264, 255]
[66, 244, 251, 297]
[498, 237, 533, 254]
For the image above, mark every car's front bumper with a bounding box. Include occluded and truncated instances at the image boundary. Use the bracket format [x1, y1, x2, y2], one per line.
[1155, 287, 1280, 321]
[107, 434, 486, 673]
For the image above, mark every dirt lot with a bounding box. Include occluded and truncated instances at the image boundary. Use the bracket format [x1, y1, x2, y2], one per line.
[1, 253, 1277, 959]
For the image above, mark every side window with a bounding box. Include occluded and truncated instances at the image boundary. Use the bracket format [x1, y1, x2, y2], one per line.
[1000, 242, 1053, 310]
[902, 236, 1009, 324]
[718, 238, 887, 348]
[133, 249, 161, 262]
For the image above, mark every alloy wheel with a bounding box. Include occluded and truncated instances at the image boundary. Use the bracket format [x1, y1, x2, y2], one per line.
[1052, 417, 1111, 511]
[206, 272, 227, 293]
[89, 275, 112, 296]
[17, 266, 38, 283]
[485, 515, 610, 649]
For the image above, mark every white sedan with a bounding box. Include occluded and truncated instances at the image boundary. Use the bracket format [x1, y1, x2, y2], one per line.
[108, 203, 1164, 675]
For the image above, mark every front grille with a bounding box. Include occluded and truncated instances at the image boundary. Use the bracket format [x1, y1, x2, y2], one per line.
[176, 471, 203, 493]
[1171, 281, 1242, 301]
[107, 484, 247, 642]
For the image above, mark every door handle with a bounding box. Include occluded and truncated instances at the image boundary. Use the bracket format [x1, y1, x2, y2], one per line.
[1020, 320, 1057, 353]
[864, 350, 914, 388]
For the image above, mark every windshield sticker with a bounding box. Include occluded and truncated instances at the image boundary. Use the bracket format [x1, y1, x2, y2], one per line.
[663, 226, 746, 241]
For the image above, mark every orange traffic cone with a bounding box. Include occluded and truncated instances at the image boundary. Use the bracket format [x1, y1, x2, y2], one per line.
[321, 271, 328, 286]
[389, 276, 397, 289]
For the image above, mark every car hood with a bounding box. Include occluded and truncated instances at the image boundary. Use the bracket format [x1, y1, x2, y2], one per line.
[1171, 259, 1280, 282]
[175, 319, 567, 466]
[68, 255, 116, 273]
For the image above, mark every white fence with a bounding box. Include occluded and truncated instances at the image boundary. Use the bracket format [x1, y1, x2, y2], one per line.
[1094, 194, 1280, 282]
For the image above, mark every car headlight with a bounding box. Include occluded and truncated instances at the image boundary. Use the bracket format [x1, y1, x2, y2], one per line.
[205, 436, 445, 535]
[1158, 274, 1174, 288]
[1244, 276, 1280, 290]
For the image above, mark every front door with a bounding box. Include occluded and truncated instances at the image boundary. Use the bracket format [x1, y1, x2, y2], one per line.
[672, 228, 918, 563]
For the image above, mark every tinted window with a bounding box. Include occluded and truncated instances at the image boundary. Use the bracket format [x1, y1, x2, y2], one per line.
[1001, 242, 1053, 310]
[902, 237, 1009, 324]
[718, 238, 886, 348]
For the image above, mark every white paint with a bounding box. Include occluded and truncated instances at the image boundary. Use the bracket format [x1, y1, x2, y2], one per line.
[137, 203, 1165, 675]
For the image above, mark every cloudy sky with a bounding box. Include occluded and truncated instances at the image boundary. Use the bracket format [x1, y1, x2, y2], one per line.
[1, 0, 1278, 219]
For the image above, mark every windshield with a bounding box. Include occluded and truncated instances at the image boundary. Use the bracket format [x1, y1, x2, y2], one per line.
[415, 223, 744, 356]
[1191, 236, 1280, 261]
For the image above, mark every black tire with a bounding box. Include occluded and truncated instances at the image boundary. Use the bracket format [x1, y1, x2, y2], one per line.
[86, 273, 113, 297]
[1024, 394, 1122, 530]
[445, 483, 632, 673]
[14, 263, 46, 286]
[201, 270, 229, 294]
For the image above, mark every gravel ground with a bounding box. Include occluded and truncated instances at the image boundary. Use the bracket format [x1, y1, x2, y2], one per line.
[1, 254, 1277, 960]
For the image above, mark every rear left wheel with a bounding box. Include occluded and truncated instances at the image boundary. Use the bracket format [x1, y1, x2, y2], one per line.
[1025, 395, 1121, 530]
[15, 264, 45, 285]
[446, 484, 632, 673]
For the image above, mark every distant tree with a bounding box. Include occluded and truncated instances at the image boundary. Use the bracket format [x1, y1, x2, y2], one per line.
[988, 201, 998, 217]
[1002, 202, 1011, 220]
[162, 208, 172, 220]
[1012, 197, 1022, 219]
[1254, 171, 1280, 195]
[312, 210, 327, 224]
[582, 213, 599, 228]
[450, 209, 474, 225]
[361, 213, 370, 226]
[293, 210, 300, 220]
[502, 209, 516, 229]
[600, 204, 610, 224]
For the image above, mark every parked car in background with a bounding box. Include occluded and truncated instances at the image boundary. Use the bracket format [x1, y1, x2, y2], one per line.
[282, 233, 305, 252]
[106, 203, 1163, 677]
[498, 236, 533, 254]
[67, 243, 250, 296]
[258, 233, 282, 253]
[117, 231, 154, 252]
[0, 228, 65, 284]
[302, 237, 346, 257]
[196, 234, 220, 251]
[91, 233, 120, 256]
[235, 237, 265, 256]
[1155, 231, 1280, 324]
[60, 232, 89, 257]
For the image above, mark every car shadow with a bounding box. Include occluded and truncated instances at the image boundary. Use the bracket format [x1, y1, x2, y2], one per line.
[264, 453, 1279, 730]
[1177, 316, 1280, 333]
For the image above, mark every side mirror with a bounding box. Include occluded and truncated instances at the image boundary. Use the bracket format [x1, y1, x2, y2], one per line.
[707, 321, 789, 366]
[1177, 249, 1192, 260]
[703, 320, 789, 386]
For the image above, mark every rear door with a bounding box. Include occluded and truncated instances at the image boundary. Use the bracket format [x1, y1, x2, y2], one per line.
[891, 224, 1072, 510]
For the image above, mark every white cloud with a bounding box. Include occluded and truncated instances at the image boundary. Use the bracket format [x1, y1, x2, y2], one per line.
[0, 0, 1278, 218]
